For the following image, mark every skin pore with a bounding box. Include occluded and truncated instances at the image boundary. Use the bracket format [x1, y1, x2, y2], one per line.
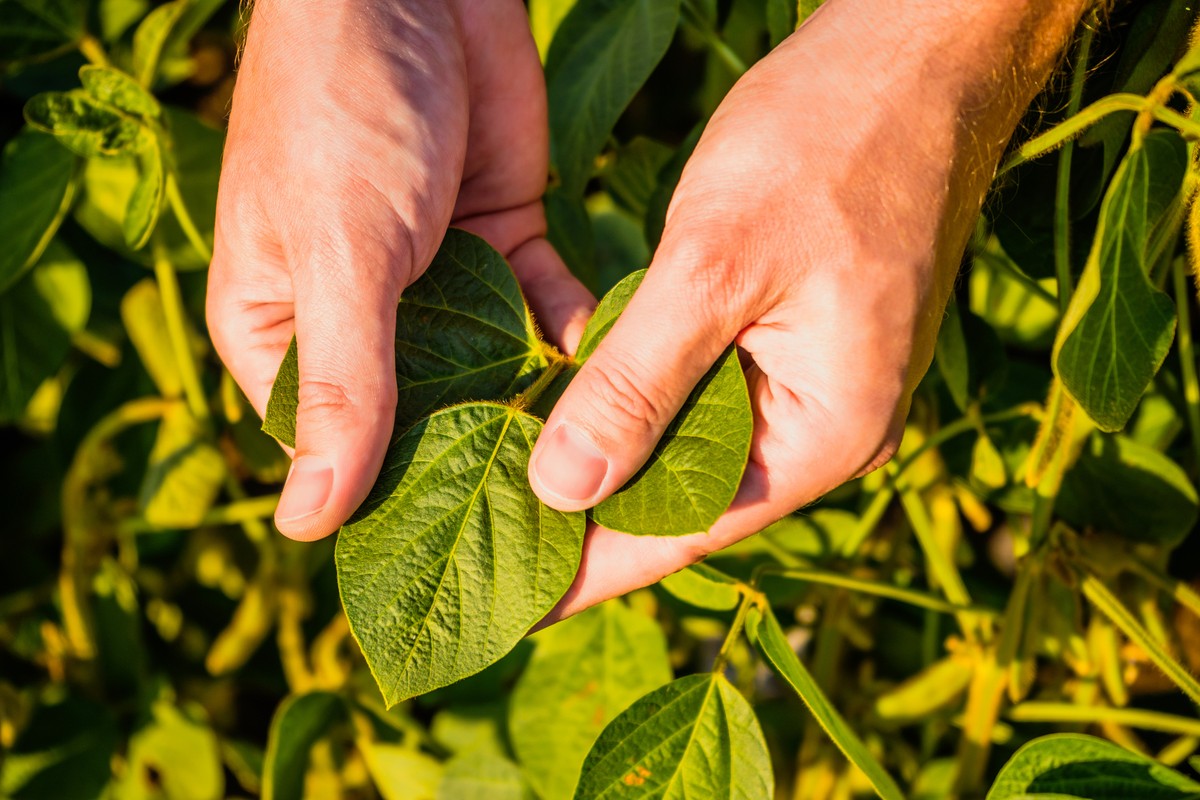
[208, 0, 1091, 622]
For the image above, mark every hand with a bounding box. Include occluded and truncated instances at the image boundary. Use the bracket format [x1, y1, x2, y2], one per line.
[208, 0, 594, 540]
[528, 0, 1088, 620]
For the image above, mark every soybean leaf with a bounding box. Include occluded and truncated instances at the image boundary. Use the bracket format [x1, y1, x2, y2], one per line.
[24, 89, 148, 158]
[574, 672, 773, 799]
[590, 197, 648, 295]
[120, 278, 183, 397]
[529, 0, 579, 61]
[438, 752, 531, 800]
[748, 605, 904, 800]
[546, 187, 596, 290]
[606, 136, 674, 219]
[138, 403, 226, 529]
[546, 0, 681, 197]
[131, 0, 188, 86]
[510, 600, 672, 800]
[765, 0, 796, 47]
[579, 270, 753, 535]
[645, 121, 703, 248]
[0, 695, 118, 800]
[0, 0, 88, 63]
[123, 138, 164, 249]
[336, 402, 585, 704]
[364, 743, 443, 800]
[262, 692, 346, 800]
[658, 563, 742, 611]
[1057, 433, 1198, 546]
[0, 240, 90, 423]
[117, 700, 224, 800]
[987, 733, 1200, 800]
[78, 65, 159, 119]
[264, 229, 546, 447]
[0, 128, 77, 293]
[1054, 130, 1188, 431]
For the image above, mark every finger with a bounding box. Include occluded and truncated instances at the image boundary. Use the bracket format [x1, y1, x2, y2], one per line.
[528, 251, 747, 513]
[272, 211, 413, 542]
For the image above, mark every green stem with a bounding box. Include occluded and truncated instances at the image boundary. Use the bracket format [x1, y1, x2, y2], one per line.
[1173, 258, 1200, 480]
[680, 0, 749, 77]
[1000, 94, 1146, 174]
[839, 484, 895, 558]
[1081, 572, 1200, 708]
[120, 494, 281, 535]
[1054, 20, 1095, 314]
[711, 592, 755, 674]
[1127, 556, 1200, 620]
[152, 239, 210, 424]
[893, 404, 1041, 481]
[77, 35, 110, 67]
[1008, 702, 1200, 738]
[977, 250, 1059, 306]
[515, 355, 568, 409]
[1155, 105, 1200, 140]
[758, 567, 996, 617]
[166, 174, 214, 263]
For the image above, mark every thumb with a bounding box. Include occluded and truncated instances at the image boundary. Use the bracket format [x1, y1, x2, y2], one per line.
[273, 220, 417, 541]
[528, 262, 742, 512]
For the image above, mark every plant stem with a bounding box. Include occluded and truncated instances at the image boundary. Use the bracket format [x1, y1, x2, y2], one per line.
[152, 238, 210, 424]
[680, 0, 749, 77]
[1173, 257, 1200, 480]
[1081, 572, 1200, 708]
[893, 404, 1041, 481]
[120, 494, 281, 535]
[711, 591, 756, 675]
[758, 567, 995, 617]
[1053, 19, 1095, 314]
[1008, 702, 1200, 738]
[1000, 94, 1145, 174]
[1127, 556, 1200, 621]
[77, 35, 109, 67]
[839, 484, 895, 557]
[166, 174, 214, 263]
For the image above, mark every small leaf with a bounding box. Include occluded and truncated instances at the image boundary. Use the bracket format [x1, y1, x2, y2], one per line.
[117, 700, 224, 800]
[605, 136, 674, 219]
[24, 90, 149, 159]
[138, 403, 226, 529]
[264, 229, 546, 447]
[262, 692, 346, 800]
[364, 743, 443, 800]
[1054, 130, 1188, 431]
[986, 733, 1200, 800]
[437, 752, 531, 800]
[579, 270, 753, 535]
[510, 601, 672, 800]
[658, 563, 742, 611]
[1057, 433, 1198, 546]
[78, 65, 160, 119]
[131, 0, 190, 86]
[122, 139, 165, 249]
[546, 0, 681, 196]
[749, 605, 904, 800]
[0, 128, 77, 294]
[120, 278, 183, 397]
[971, 430, 1008, 491]
[0, 0, 88, 63]
[574, 672, 773, 800]
[336, 402, 585, 704]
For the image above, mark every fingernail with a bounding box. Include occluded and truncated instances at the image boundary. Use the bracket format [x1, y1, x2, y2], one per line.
[533, 424, 608, 502]
[276, 455, 333, 523]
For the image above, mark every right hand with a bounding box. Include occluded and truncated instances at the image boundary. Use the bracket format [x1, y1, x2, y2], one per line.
[207, 0, 595, 541]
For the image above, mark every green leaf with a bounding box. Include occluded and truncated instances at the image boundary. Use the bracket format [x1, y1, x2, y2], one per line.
[579, 270, 753, 535]
[529, 0, 579, 62]
[25, 89, 148, 158]
[605, 136, 674, 219]
[765, 0, 796, 47]
[123, 139, 164, 249]
[438, 752, 532, 800]
[0, 695, 118, 800]
[658, 563, 742, 611]
[262, 692, 346, 800]
[1057, 433, 1198, 546]
[0, 240, 90, 424]
[0, 0, 88, 63]
[749, 605, 904, 800]
[987, 733, 1200, 799]
[546, 0, 681, 196]
[574, 672, 773, 799]
[645, 121, 703, 248]
[120, 278, 183, 397]
[78, 65, 160, 119]
[510, 601, 672, 800]
[1054, 130, 1188, 431]
[263, 229, 546, 447]
[336, 402, 585, 705]
[117, 699, 224, 800]
[364, 743, 443, 800]
[546, 187, 596, 290]
[0, 128, 77, 294]
[138, 403, 226, 529]
[131, 0, 188, 86]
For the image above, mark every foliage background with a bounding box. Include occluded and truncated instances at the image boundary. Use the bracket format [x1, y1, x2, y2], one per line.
[2, 0, 1200, 798]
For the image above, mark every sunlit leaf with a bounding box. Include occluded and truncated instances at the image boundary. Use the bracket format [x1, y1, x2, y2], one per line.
[574, 672, 773, 799]
[117, 699, 224, 800]
[437, 752, 531, 800]
[0, 128, 77, 294]
[336, 403, 585, 704]
[658, 563, 742, 611]
[364, 743, 443, 800]
[138, 403, 226, 529]
[131, 0, 188, 86]
[510, 601, 672, 799]
[529, 0, 579, 62]
[25, 89, 149, 158]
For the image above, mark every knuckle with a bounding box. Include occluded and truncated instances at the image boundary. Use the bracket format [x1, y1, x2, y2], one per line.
[586, 360, 674, 434]
[295, 377, 394, 430]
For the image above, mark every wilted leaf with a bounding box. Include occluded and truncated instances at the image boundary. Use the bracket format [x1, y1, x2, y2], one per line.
[264, 229, 546, 447]
[0, 128, 77, 294]
[510, 601, 672, 799]
[547, 0, 681, 196]
[79, 65, 160, 119]
[262, 692, 346, 800]
[574, 672, 773, 800]
[25, 89, 148, 158]
[579, 270, 753, 535]
[1054, 130, 1187, 431]
[987, 733, 1200, 799]
[336, 403, 585, 704]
